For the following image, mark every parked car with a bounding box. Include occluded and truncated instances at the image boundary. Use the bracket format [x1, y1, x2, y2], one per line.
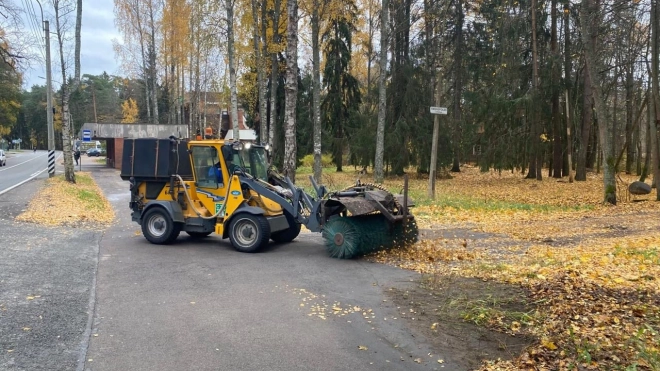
[87, 148, 103, 157]
[0, 149, 5, 166]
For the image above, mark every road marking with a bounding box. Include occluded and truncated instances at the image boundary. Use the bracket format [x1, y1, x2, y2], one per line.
[0, 153, 46, 172]
[0, 153, 62, 196]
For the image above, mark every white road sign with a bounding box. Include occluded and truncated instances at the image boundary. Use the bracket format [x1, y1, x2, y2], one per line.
[430, 106, 447, 115]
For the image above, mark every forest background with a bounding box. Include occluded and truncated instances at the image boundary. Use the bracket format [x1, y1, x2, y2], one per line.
[0, 0, 658, 203]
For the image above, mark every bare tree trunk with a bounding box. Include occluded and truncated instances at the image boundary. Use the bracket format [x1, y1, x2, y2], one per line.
[551, 0, 562, 178]
[269, 0, 281, 149]
[283, 0, 298, 181]
[311, 0, 322, 183]
[374, 0, 389, 183]
[651, 0, 660, 199]
[54, 0, 82, 183]
[261, 0, 269, 143]
[564, 0, 573, 182]
[148, 0, 159, 125]
[576, 68, 593, 181]
[581, 0, 616, 204]
[251, 0, 266, 142]
[226, 0, 239, 139]
[451, 0, 463, 173]
[642, 85, 652, 182]
[625, 55, 635, 174]
[527, 0, 541, 180]
[75, 0, 81, 82]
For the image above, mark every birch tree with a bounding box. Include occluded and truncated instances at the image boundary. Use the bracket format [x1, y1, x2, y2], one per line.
[284, 0, 299, 181]
[311, 0, 322, 182]
[226, 0, 240, 139]
[53, 0, 82, 183]
[373, 0, 387, 183]
[251, 0, 266, 142]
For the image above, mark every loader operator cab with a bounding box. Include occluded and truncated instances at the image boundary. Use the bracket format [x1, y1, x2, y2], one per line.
[190, 141, 269, 190]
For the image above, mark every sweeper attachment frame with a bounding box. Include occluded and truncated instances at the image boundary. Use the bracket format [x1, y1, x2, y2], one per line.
[121, 137, 418, 258]
[242, 168, 419, 259]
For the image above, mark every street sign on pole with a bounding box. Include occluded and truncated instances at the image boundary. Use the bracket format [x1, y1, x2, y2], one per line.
[82, 129, 91, 142]
[430, 106, 447, 115]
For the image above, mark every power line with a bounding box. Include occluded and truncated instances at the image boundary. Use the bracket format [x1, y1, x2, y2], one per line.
[26, 0, 47, 49]
[21, 0, 47, 61]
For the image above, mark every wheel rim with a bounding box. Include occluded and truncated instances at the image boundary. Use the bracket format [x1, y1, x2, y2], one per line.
[233, 218, 258, 246]
[147, 213, 167, 238]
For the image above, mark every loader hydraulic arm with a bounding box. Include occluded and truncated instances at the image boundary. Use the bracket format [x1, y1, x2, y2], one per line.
[238, 173, 323, 232]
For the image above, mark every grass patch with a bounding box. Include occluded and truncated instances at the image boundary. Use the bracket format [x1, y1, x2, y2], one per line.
[16, 172, 114, 227]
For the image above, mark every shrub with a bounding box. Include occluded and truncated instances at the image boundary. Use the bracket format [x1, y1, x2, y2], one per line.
[301, 153, 334, 168]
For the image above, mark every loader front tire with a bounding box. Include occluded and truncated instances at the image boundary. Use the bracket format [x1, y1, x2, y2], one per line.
[228, 213, 270, 253]
[270, 211, 301, 243]
[142, 207, 178, 244]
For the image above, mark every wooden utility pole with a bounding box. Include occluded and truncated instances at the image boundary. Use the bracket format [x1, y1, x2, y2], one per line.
[429, 104, 447, 199]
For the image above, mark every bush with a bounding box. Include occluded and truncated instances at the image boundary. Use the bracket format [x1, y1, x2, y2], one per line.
[300, 153, 334, 168]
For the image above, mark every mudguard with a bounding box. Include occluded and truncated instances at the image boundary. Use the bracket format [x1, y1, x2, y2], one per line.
[140, 201, 185, 223]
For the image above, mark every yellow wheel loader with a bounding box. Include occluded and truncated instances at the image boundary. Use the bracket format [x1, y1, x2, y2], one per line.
[120, 137, 417, 258]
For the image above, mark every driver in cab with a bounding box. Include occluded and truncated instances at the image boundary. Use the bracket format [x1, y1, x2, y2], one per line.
[208, 162, 223, 184]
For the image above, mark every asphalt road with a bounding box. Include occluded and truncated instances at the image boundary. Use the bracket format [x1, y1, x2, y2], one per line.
[0, 159, 454, 371]
[0, 150, 56, 196]
[0, 156, 101, 371]
[85, 168, 448, 371]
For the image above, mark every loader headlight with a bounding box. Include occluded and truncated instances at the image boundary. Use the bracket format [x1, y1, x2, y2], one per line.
[244, 142, 252, 150]
[233, 142, 244, 151]
[264, 143, 271, 151]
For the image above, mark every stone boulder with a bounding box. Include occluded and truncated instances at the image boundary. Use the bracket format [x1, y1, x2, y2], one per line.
[629, 181, 652, 195]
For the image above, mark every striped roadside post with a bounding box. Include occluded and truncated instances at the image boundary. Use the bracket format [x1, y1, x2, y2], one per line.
[48, 150, 55, 177]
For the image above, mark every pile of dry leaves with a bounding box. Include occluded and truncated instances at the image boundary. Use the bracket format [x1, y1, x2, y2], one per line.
[361, 166, 660, 370]
[16, 172, 114, 228]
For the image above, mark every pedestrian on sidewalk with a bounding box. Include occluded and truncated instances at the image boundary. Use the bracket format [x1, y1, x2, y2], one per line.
[74, 149, 81, 165]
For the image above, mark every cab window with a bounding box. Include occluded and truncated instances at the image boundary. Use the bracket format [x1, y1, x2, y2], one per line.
[191, 146, 222, 188]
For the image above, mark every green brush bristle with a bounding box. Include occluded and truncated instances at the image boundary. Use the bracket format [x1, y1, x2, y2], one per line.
[322, 215, 419, 259]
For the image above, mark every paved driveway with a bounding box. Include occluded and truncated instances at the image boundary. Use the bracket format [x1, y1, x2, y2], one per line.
[84, 168, 445, 371]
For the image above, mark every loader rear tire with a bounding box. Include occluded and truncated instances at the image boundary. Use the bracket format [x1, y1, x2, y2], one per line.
[228, 213, 270, 253]
[270, 211, 301, 243]
[142, 207, 178, 245]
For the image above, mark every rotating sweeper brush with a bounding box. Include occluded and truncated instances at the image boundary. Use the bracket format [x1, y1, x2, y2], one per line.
[317, 181, 419, 259]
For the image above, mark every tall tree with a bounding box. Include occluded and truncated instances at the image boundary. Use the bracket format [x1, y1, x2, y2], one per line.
[651, 0, 660, 200]
[526, 0, 542, 180]
[226, 0, 239, 139]
[251, 0, 267, 143]
[269, 0, 282, 148]
[581, 0, 616, 204]
[311, 0, 323, 182]
[551, 0, 562, 178]
[321, 0, 361, 172]
[53, 0, 82, 183]
[451, 0, 463, 173]
[284, 0, 299, 181]
[373, 0, 388, 183]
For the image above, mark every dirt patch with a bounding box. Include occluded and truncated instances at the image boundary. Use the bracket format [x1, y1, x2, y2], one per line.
[387, 275, 536, 370]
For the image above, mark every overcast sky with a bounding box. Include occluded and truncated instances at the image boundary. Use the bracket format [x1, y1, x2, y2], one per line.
[23, 0, 119, 89]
